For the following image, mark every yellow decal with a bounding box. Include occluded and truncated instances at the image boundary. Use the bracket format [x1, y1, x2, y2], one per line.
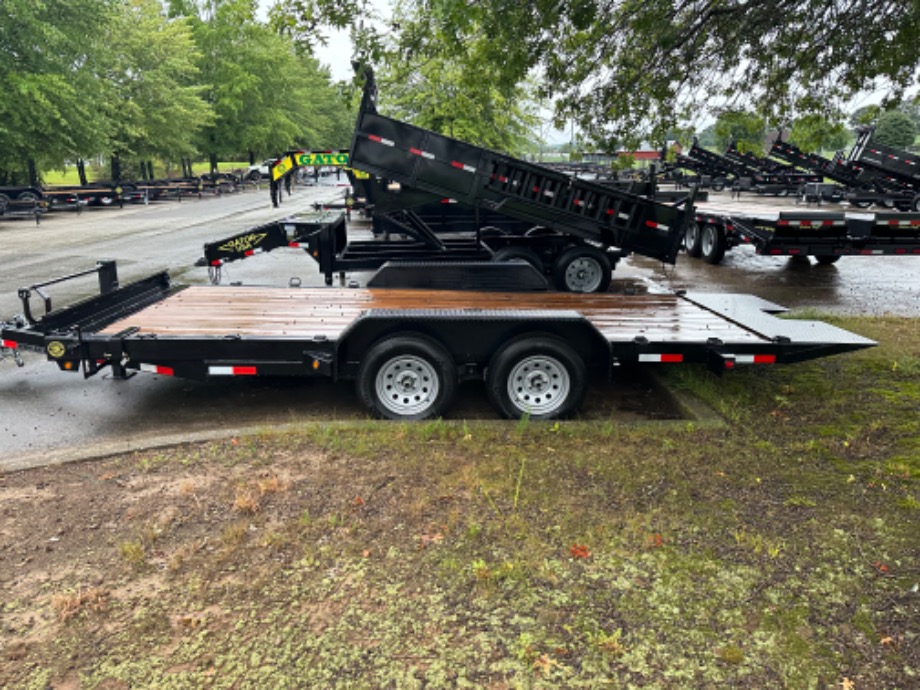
[346, 167, 370, 179]
[296, 152, 350, 167]
[47, 341, 66, 358]
[219, 232, 268, 254]
[271, 156, 294, 181]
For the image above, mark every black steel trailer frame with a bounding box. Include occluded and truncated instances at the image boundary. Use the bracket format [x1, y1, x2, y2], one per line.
[1, 261, 876, 420]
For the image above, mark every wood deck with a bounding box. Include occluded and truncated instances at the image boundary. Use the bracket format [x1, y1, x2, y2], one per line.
[100, 286, 767, 344]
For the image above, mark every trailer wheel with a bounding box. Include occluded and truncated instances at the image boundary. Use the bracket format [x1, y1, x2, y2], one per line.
[487, 336, 587, 420]
[814, 255, 841, 265]
[912, 195, 920, 213]
[16, 190, 40, 202]
[493, 246, 544, 272]
[683, 221, 703, 258]
[0, 193, 9, 209]
[357, 335, 456, 420]
[552, 246, 612, 293]
[851, 200, 872, 209]
[711, 179, 726, 192]
[700, 224, 726, 265]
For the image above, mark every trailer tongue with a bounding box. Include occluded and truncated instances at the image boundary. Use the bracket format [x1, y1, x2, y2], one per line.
[1, 261, 875, 421]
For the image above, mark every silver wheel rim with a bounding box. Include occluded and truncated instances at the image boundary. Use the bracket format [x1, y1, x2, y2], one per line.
[564, 256, 603, 292]
[506, 355, 570, 416]
[375, 354, 439, 417]
[686, 223, 700, 248]
[702, 225, 717, 255]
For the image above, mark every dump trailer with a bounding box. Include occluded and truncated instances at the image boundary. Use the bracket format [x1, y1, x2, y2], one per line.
[723, 141, 821, 194]
[205, 67, 694, 293]
[0, 260, 876, 421]
[346, 66, 693, 286]
[684, 203, 920, 265]
[848, 130, 920, 212]
[769, 134, 918, 210]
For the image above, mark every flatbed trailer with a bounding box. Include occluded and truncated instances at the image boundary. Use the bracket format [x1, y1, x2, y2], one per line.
[0, 261, 875, 420]
[685, 202, 920, 264]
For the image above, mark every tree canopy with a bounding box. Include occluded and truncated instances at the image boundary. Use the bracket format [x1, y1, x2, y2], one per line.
[0, 0, 351, 183]
[277, 0, 920, 148]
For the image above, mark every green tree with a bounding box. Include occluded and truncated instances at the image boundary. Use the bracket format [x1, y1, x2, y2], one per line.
[788, 115, 851, 153]
[278, 0, 919, 146]
[873, 110, 917, 149]
[104, 0, 213, 176]
[713, 111, 765, 155]
[178, 0, 350, 167]
[0, 0, 114, 182]
[378, 54, 539, 155]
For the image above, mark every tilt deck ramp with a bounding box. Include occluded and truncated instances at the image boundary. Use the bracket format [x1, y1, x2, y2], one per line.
[348, 66, 691, 266]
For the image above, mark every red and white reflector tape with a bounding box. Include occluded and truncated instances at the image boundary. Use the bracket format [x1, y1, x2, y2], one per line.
[1, 339, 17, 349]
[638, 353, 684, 363]
[451, 161, 476, 173]
[409, 147, 435, 160]
[139, 363, 174, 376]
[243, 248, 264, 257]
[209, 365, 257, 376]
[644, 220, 668, 231]
[368, 134, 395, 147]
[732, 354, 776, 364]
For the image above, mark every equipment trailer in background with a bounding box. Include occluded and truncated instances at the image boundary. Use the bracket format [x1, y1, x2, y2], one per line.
[1, 261, 875, 421]
[685, 203, 920, 265]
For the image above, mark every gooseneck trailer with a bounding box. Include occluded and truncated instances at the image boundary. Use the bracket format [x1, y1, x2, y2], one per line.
[1, 260, 875, 420]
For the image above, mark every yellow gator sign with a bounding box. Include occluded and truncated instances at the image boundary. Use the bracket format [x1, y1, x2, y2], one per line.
[272, 151, 366, 181]
[295, 151, 349, 167]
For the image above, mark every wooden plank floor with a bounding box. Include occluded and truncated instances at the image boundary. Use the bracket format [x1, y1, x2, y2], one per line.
[100, 286, 767, 344]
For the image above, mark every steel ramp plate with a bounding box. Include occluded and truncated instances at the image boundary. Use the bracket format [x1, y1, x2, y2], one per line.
[683, 293, 877, 347]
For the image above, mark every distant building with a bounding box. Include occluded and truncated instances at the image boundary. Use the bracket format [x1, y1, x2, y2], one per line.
[583, 141, 682, 167]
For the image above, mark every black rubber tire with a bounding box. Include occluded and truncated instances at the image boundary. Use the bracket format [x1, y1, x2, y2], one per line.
[912, 195, 920, 213]
[487, 336, 587, 420]
[852, 200, 872, 209]
[16, 190, 40, 202]
[814, 255, 841, 265]
[0, 192, 10, 209]
[357, 335, 456, 420]
[493, 246, 544, 272]
[551, 245, 612, 293]
[684, 221, 703, 258]
[700, 223, 726, 265]
[711, 179, 726, 192]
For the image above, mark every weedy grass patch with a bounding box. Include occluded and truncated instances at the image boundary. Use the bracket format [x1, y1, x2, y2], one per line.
[0, 316, 917, 688]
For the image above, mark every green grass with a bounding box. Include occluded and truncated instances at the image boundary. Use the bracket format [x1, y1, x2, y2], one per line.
[1, 315, 917, 688]
[41, 161, 250, 185]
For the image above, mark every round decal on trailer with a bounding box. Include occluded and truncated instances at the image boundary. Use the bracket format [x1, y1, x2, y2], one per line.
[47, 341, 66, 358]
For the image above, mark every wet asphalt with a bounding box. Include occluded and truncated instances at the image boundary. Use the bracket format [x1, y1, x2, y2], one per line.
[1, 186, 917, 469]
